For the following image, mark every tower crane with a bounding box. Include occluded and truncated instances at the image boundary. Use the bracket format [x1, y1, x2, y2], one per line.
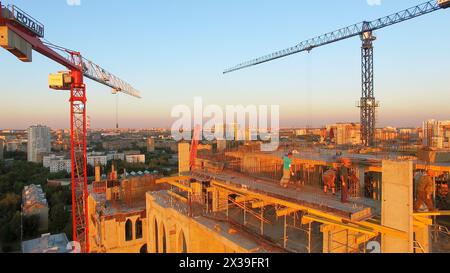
[224, 0, 450, 147]
[190, 125, 201, 170]
[0, 3, 141, 253]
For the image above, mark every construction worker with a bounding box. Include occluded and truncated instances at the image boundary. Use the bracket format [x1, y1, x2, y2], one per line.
[348, 169, 360, 197]
[364, 176, 372, 198]
[414, 170, 424, 201]
[438, 183, 449, 199]
[437, 182, 450, 210]
[338, 158, 351, 203]
[323, 168, 337, 195]
[414, 169, 436, 212]
[280, 152, 294, 189]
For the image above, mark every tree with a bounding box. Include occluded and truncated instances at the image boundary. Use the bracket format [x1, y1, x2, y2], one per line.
[0, 211, 21, 246]
[0, 193, 21, 221]
[0, 161, 73, 251]
[64, 218, 73, 241]
[23, 215, 40, 240]
[49, 203, 68, 233]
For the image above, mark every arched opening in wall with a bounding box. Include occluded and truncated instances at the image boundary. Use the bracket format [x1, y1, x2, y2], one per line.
[140, 244, 148, 253]
[136, 218, 143, 239]
[161, 223, 167, 253]
[154, 219, 159, 253]
[125, 219, 133, 241]
[178, 230, 187, 253]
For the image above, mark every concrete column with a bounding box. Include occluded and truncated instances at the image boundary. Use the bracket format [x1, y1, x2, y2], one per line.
[178, 142, 190, 175]
[191, 182, 203, 204]
[359, 167, 366, 197]
[212, 188, 228, 213]
[381, 160, 414, 253]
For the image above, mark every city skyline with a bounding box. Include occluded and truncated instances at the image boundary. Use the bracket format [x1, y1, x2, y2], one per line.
[0, 0, 449, 129]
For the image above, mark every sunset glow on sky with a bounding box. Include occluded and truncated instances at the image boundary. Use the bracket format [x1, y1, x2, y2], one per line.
[0, 0, 449, 129]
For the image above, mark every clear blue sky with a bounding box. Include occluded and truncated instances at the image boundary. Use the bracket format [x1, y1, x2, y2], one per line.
[0, 0, 449, 129]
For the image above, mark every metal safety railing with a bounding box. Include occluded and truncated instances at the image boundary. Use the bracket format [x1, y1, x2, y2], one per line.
[413, 240, 426, 253]
[5, 4, 45, 37]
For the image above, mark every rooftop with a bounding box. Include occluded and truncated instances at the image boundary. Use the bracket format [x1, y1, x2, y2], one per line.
[22, 184, 48, 213]
[149, 190, 287, 253]
[22, 233, 70, 253]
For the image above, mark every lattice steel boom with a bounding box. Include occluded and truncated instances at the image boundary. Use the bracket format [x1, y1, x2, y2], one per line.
[81, 58, 141, 98]
[224, 0, 448, 74]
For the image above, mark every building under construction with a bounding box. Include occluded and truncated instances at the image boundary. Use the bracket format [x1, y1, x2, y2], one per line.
[87, 165, 166, 253]
[141, 141, 450, 254]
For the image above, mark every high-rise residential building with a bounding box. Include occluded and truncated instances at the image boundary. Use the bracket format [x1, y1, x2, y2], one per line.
[27, 125, 51, 163]
[147, 138, 155, 152]
[423, 119, 450, 149]
[327, 123, 362, 146]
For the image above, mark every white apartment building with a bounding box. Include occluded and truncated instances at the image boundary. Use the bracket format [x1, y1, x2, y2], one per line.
[106, 152, 125, 161]
[126, 154, 146, 164]
[43, 154, 71, 173]
[50, 159, 71, 173]
[423, 120, 450, 149]
[87, 155, 108, 166]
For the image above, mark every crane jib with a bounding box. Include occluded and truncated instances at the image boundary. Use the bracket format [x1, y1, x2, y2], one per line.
[224, 0, 449, 74]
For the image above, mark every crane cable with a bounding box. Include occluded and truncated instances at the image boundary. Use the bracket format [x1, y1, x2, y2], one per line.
[115, 93, 119, 130]
[306, 52, 312, 133]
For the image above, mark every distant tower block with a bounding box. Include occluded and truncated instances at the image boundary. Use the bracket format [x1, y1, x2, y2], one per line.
[27, 125, 51, 163]
[178, 142, 190, 175]
[95, 163, 101, 183]
[217, 140, 227, 152]
[147, 138, 155, 152]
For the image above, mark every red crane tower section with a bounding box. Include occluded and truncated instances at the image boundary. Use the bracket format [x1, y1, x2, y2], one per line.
[190, 125, 201, 170]
[0, 3, 141, 253]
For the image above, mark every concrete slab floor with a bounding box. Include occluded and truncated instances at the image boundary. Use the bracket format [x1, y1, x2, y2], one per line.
[221, 206, 324, 253]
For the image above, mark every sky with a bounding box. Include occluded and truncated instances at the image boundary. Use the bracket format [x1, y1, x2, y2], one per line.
[0, 0, 449, 129]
